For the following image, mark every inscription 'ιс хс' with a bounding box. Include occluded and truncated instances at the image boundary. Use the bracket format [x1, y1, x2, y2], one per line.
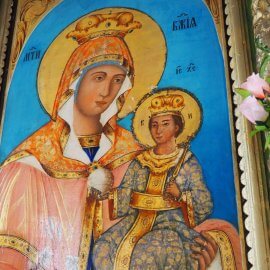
[23, 47, 41, 62]
[172, 13, 197, 31]
[176, 63, 196, 75]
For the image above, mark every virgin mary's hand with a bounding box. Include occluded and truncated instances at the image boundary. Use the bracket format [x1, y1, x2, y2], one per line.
[88, 166, 113, 198]
[191, 231, 218, 270]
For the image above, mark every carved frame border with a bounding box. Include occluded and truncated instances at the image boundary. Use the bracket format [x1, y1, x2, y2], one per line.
[224, 0, 270, 269]
[0, 0, 269, 269]
[0, 0, 14, 98]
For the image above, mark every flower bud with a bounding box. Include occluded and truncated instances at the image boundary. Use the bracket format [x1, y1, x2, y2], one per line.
[239, 96, 269, 124]
[241, 73, 270, 99]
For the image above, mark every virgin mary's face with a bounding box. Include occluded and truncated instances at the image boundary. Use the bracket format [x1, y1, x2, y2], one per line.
[150, 114, 179, 145]
[75, 65, 126, 117]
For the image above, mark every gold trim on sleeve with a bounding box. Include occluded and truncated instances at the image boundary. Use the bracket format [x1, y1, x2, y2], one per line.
[185, 191, 195, 228]
[207, 230, 236, 270]
[93, 200, 103, 240]
[0, 234, 40, 267]
[112, 189, 118, 219]
[78, 197, 97, 270]
[108, 188, 119, 220]
[1, 151, 30, 168]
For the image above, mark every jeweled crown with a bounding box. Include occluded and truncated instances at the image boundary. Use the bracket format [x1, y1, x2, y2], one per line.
[149, 94, 185, 116]
[66, 12, 142, 44]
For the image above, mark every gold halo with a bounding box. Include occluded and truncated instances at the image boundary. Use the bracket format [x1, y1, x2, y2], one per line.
[37, 7, 166, 117]
[133, 88, 203, 148]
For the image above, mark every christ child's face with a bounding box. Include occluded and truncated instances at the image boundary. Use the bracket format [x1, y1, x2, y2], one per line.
[150, 114, 179, 145]
[75, 65, 126, 117]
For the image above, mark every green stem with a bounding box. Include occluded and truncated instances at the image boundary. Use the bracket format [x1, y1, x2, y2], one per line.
[255, 38, 270, 53]
[259, 55, 270, 78]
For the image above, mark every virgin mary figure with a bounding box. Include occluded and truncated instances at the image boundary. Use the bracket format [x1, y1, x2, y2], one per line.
[0, 11, 142, 270]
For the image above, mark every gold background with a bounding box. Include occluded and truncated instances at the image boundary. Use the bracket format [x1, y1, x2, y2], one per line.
[37, 7, 166, 117]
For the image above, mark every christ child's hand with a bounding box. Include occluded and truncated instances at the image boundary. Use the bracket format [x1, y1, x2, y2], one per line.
[165, 182, 181, 200]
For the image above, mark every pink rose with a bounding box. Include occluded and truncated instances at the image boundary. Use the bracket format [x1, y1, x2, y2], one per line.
[239, 96, 269, 124]
[241, 73, 270, 98]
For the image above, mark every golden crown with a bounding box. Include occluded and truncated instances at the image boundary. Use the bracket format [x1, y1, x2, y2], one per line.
[149, 94, 185, 116]
[66, 11, 142, 44]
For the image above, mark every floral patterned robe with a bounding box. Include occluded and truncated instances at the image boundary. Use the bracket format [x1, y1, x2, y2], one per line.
[92, 148, 213, 270]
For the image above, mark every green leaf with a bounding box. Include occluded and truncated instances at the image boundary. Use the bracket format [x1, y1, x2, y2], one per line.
[250, 124, 270, 136]
[235, 88, 251, 98]
[266, 77, 270, 84]
[250, 129, 260, 137]
[254, 125, 268, 131]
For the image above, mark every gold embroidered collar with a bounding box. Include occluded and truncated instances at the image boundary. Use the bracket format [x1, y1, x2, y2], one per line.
[77, 134, 101, 148]
[136, 147, 188, 174]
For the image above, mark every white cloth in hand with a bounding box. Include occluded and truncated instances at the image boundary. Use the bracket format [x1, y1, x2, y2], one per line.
[88, 167, 113, 196]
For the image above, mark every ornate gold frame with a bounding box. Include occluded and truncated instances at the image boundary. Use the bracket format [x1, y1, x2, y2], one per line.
[0, 0, 13, 91]
[0, 0, 269, 269]
[224, 0, 270, 269]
